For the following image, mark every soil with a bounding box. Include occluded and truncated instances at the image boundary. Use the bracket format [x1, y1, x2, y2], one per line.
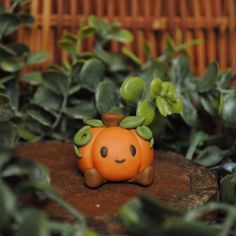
[17, 141, 218, 235]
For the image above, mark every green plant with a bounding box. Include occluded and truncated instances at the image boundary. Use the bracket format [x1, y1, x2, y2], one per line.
[117, 29, 236, 169]
[0, 150, 98, 236]
[24, 16, 133, 140]
[0, 0, 48, 145]
[119, 195, 236, 236]
[120, 76, 183, 125]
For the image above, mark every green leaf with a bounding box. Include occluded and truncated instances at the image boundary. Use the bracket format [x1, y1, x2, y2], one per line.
[95, 80, 119, 114]
[59, 38, 76, 59]
[221, 94, 236, 128]
[80, 25, 96, 40]
[5, 80, 19, 109]
[95, 46, 127, 72]
[200, 96, 216, 116]
[186, 131, 208, 160]
[168, 95, 183, 113]
[17, 126, 39, 141]
[109, 29, 133, 43]
[27, 51, 49, 65]
[197, 62, 218, 92]
[0, 122, 16, 149]
[162, 221, 219, 236]
[0, 179, 16, 228]
[15, 209, 49, 236]
[171, 55, 191, 92]
[150, 77, 162, 97]
[88, 15, 109, 38]
[195, 146, 225, 167]
[33, 87, 62, 111]
[0, 59, 22, 72]
[71, 60, 85, 81]
[143, 41, 151, 59]
[6, 42, 29, 56]
[220, 174, 236, 204]
[2, 159, 35, 177]
[180, 98, 198, 126]
[136, 100, 155, 125]
[0, 152, 11, 169]
[0, 94, 14, 122]
[42, 71, 69, 96]
[120, 77, 144, 103]
[0, 13, 20, 37]
[160, 82, 175, 96]
[80, 58, 105, 92]
[0, 43, 16, 56]
[119, 196, 183, 235]
[136, 126, 153, 140]
[20, 72, 43, 86]
[26, 105, 55, 127]
[32, 164, 50, 186]
[18, 13, 35, 26]
[119, 116, 145, 128]
[218, 69, 232, 89]
[11, 0, 31, 8]
[84, 119, 104, 127]
[69, 84, 82, 95]
[166, 35, 176, 54]
[122, 47, 141, 65]
[156, 96, 171, 117]
[63, 100, 96, 119]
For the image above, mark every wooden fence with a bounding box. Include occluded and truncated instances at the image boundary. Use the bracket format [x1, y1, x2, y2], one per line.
[2, 0, 236, 74]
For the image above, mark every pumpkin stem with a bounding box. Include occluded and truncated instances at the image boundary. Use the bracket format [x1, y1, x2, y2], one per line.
[102, 113, 125, 127]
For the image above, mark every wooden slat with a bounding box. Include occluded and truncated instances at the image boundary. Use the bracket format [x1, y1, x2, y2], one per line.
[30, 15, 236, 30]
[218, 0, 227, 69]
[204, 0, 216, 64]
[2, 0, 236, 75]
[229, 0, 236, 71]
[193, 0, 205, 74]
[42, 0, 51, 65]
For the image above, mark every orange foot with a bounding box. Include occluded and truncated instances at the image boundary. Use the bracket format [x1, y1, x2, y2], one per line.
[130, 166, 154, 186]
[84, 168, 105, 188]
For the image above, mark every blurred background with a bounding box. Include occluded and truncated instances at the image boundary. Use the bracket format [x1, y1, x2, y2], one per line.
[2, 0, 236, 74]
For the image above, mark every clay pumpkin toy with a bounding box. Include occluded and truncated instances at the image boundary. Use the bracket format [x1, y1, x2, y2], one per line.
[73, 113, 154, 188]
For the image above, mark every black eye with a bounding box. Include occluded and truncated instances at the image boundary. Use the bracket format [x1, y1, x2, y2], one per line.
[100, 146, 108, 158]
[130, 145, 136, 156]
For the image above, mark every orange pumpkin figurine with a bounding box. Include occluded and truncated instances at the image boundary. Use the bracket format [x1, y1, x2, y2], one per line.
[73, 113, 154, 188]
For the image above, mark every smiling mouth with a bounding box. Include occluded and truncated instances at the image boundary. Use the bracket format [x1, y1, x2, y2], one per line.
[115, 159, 126, 164]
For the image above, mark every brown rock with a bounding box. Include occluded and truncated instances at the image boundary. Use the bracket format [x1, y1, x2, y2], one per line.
[16, 141, 218, 235]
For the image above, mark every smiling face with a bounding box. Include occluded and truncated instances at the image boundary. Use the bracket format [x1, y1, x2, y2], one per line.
[92, 127, 141, 181]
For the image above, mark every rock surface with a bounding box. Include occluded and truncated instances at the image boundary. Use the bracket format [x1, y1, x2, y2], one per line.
[17, 141, 218, 235]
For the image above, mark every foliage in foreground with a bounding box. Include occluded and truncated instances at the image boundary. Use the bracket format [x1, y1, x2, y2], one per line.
[0, 151, 97, 236]
[119, 195, 236, 236]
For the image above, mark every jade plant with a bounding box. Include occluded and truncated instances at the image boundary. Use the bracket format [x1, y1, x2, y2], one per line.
[119, 195, 236, 236]
[120, 76, 183, 125]
[0, 150, 98, 236]
[0, 0, 48, 145]
[24, 16, 133, 140]
[0, 93, 16, 148]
